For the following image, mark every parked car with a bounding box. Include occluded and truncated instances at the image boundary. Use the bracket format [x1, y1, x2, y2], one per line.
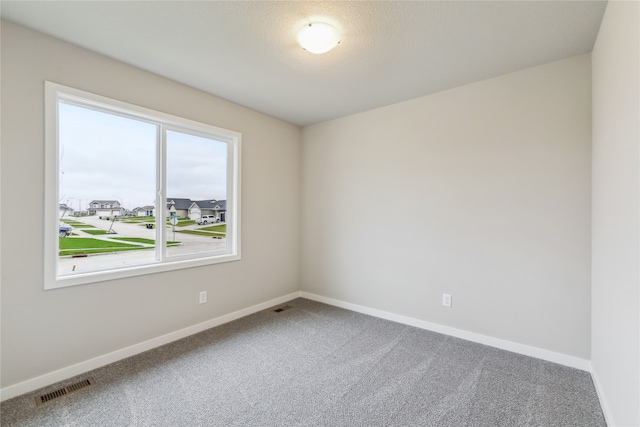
[196, 215, 219, 225]
[59, 225, 72, 237]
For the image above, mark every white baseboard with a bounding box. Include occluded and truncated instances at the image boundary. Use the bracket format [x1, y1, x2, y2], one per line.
[590, 364, 615, 426]
[2, 290, 593, 403]
[0, 291, 302, 402]
[300, 291, 591, 371]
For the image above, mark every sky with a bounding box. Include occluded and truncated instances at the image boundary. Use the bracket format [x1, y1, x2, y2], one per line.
[58, 102, 227, 211]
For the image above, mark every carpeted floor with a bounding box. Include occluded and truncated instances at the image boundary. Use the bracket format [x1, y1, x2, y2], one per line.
[1, 298, 606, 426]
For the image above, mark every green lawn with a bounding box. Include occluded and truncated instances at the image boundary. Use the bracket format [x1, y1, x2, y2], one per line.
[166, 217, 195, 227]
[111, 237, 155, 244]
[61, 220, 96, 228]
[82, 229, 109, 235]
[130, 218, 195, 227]
[59, 237, 180, 256]
[122, 216, 155, 224]
[176, 229, 226, 237]
[122, 217, 194, 227]
[111, 237, 180, 246]
[59, 237, 142, 256]
[201, 224, 226, 233]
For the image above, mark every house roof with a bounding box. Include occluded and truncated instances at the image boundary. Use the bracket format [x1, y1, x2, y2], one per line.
[133, 205, 155, 212]
[189, 200, 227, 211]
[0, 2, 607, 126]
[88, 200, 120, 205]
[166, 198, 193, 210]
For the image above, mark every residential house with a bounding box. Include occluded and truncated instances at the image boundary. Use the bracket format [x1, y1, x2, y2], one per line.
[166, 198, 193, 218]
[58, 204, 74, 218]
[132, 206, 155, 217]
[188, 199, 226, 222]
[87, 200, 124, 217]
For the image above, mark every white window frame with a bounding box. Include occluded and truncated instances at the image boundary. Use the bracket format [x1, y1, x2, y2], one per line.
[44, 81, 241, 289]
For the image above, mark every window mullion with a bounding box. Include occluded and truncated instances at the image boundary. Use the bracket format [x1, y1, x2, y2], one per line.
[157, 125, 167, 261]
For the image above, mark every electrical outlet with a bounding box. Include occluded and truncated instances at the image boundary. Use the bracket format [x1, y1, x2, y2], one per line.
[442, 293, 452, 307]
[199, 291, 207, 304]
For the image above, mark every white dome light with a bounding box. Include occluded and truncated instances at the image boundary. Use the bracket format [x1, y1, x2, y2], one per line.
[297, 22, 340, 54]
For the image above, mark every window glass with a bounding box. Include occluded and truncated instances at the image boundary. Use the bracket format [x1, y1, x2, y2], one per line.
[166, 130, 228, 257]
[58, 103, 157, 275]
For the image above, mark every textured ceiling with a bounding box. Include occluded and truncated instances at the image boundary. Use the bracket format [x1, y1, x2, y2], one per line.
[1, 1, 607, 126]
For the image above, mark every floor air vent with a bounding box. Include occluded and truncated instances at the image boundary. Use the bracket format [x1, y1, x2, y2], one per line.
[274, 305, 293, 313]
[35, 377, 95, 406]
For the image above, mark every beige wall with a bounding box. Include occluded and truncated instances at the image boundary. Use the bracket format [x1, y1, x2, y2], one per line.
[591, 1, 640, 425]
[302, 55, 592, 359]
[0, 21, 301, 388]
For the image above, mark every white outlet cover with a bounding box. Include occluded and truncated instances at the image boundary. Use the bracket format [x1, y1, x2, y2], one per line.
[442, 293, 452, 307]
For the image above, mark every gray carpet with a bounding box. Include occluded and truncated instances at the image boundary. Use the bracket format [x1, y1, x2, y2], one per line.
[1, 298, 606, 426]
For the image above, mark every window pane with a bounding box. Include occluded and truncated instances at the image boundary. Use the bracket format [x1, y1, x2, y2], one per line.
[57, 103, 157, 275]
[166, 130, 228, 257]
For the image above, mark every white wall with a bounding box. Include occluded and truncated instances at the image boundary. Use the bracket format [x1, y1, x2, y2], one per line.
[0, 21, 301, 389]
[591, 1, 640, 425]
[302, 55, 592, 360]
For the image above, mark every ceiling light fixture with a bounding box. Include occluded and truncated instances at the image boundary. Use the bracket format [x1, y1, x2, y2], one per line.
[297, 22, 340, 54]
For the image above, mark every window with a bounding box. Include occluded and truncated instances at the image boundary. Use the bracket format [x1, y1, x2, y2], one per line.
[45, 82, 241, 289]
